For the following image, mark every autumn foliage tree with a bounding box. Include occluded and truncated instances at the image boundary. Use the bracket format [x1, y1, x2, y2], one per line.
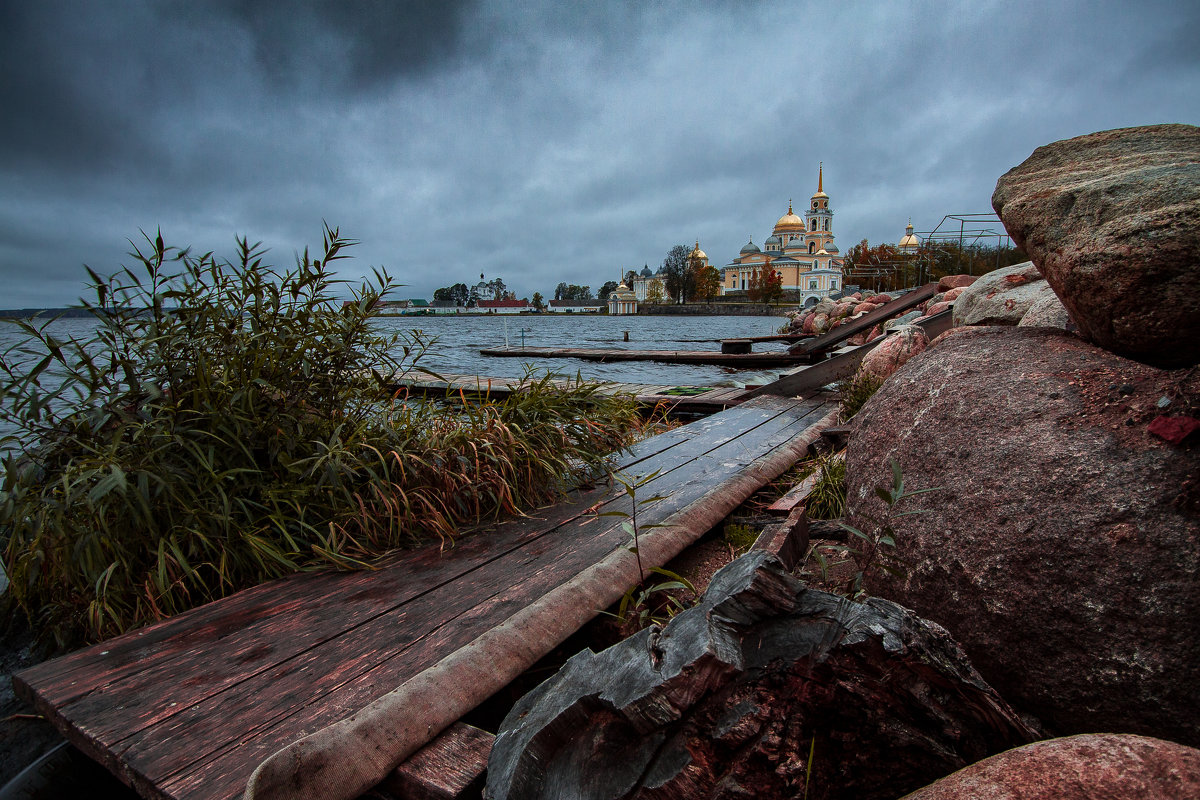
[747, 263, 783, 304]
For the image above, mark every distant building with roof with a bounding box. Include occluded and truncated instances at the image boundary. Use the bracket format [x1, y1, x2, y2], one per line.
[475, 298, 530, 314]
[898, 219, 921, 254]
[607, 279, 637, 315]
[721, 165, 844, 306]
[631, 265, 666, 303]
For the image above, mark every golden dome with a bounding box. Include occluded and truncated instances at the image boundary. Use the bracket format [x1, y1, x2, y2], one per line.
[774, 201, 805, 232]
[689, 240, 708, 260]
[898, 220, 920, 252]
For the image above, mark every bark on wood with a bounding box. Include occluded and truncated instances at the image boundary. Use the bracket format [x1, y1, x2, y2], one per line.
[485, 551, 1036, 800]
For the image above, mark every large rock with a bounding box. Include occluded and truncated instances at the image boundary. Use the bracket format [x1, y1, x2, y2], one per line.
[992, 124, 1200, 368]
[860, 324, 929, 380]
[486, 551, 1036, 800]
[951, 261, 1048, 326]
[847, 326, 1200, 745]
[903, 734, 1200, 800]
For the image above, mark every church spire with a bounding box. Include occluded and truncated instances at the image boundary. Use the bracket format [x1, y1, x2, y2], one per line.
[818, 162, 823, 194]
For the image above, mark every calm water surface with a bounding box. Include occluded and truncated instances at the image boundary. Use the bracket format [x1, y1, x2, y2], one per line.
[0, 314, 791, 448]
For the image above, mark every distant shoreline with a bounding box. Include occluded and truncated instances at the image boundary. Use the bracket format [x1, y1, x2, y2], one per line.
[0, 308, 99, 319]
[0, 304, 795, 320]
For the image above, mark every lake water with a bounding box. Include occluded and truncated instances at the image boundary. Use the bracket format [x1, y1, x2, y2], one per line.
[380, 314, 792, 387]
[0, 314, 792, 452]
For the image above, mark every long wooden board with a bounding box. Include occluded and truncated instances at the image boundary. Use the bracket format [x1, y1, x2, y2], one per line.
[14, 395, 838, 800]
[478, 345, 811, 368]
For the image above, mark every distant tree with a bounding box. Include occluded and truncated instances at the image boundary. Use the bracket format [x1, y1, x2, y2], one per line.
[624, 270, 638, 287]
[433, 282, 469, 305]
[761, 267, 783, 304]
[531, 291, 546, 311]
[646, 279, 666, 305]
[695, 264, 722, 303]
[598, 280, 619, 302]
[555, 283, 593, 301]
[662, 244, 691, 303]
[687, 251, 720, 303]
[488, 277, 507, 299]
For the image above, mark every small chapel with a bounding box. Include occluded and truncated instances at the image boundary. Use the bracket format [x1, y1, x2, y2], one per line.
[721, 165, 845, 306]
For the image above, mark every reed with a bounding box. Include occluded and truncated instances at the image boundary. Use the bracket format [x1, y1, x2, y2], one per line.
[0, 227, 641, 649]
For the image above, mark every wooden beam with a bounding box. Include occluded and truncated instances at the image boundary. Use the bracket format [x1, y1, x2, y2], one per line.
[380, 723, 493, 800]
[750, 506, 809, 571]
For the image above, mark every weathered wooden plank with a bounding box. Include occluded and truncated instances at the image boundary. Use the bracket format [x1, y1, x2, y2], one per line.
[381, 723, 492, 800]
[152, 399, 835, 800]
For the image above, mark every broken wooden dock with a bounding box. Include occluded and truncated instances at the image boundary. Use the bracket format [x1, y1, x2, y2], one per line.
[387, 371, 756, 414]
[478, 345, 811, 368]
[14, 393, 840, 800]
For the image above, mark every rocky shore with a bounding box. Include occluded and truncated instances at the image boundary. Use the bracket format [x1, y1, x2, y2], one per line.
[486, 124, 1200, 799]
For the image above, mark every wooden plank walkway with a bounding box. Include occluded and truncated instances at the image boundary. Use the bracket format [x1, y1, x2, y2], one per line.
[388, 371, 755, 414]
[478, 345, 812, 368]
[13, 394, 839, 800]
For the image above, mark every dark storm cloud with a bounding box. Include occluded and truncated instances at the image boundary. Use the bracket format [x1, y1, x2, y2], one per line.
[193, 0, 482, 90]
[0, 0, 1197, 309]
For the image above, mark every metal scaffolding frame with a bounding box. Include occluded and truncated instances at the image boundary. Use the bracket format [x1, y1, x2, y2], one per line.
[843, 212, 1016, 291]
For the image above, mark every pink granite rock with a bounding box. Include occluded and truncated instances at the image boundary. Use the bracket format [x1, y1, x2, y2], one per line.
[952, 262, 1048, 326]
[992, 124, 1200, 367]
[941, 286, 965, 303]
[937, 274, 977, 292]
[860, 325, 929, 381]
[848, 326, 1200, 746]
[854, 301, 880, 315]
[924, 301, 952, 317]
[903, 734, 1200, 800]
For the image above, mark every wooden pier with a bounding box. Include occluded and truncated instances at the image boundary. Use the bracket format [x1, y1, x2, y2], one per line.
[14, 394, 840, 800]
[388, 371, 755, 414]
[478, 345, 812, 368]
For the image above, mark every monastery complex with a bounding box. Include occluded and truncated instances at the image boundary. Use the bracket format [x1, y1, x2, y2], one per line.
[632, 165, 846, 309]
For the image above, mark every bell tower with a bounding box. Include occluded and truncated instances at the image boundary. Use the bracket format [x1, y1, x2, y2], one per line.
[803, 163, 835, 256]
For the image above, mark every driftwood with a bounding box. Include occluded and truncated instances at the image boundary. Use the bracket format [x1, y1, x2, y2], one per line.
[485, 551, 1036, 800]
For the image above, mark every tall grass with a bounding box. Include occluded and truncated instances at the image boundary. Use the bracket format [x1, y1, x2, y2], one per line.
[0, 227, 640, 649]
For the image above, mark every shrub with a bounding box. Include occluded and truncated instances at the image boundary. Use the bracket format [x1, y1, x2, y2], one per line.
[0, 227, 640, 649]
[804, 452, 846, 520]
[837, 369, 884, 422]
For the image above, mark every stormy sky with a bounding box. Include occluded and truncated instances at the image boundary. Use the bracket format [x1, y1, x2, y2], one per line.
[2, 0, 1197, 308]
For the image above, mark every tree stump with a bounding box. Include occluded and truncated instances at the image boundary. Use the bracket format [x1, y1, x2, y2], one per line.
[485, 551, 1036, 800]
